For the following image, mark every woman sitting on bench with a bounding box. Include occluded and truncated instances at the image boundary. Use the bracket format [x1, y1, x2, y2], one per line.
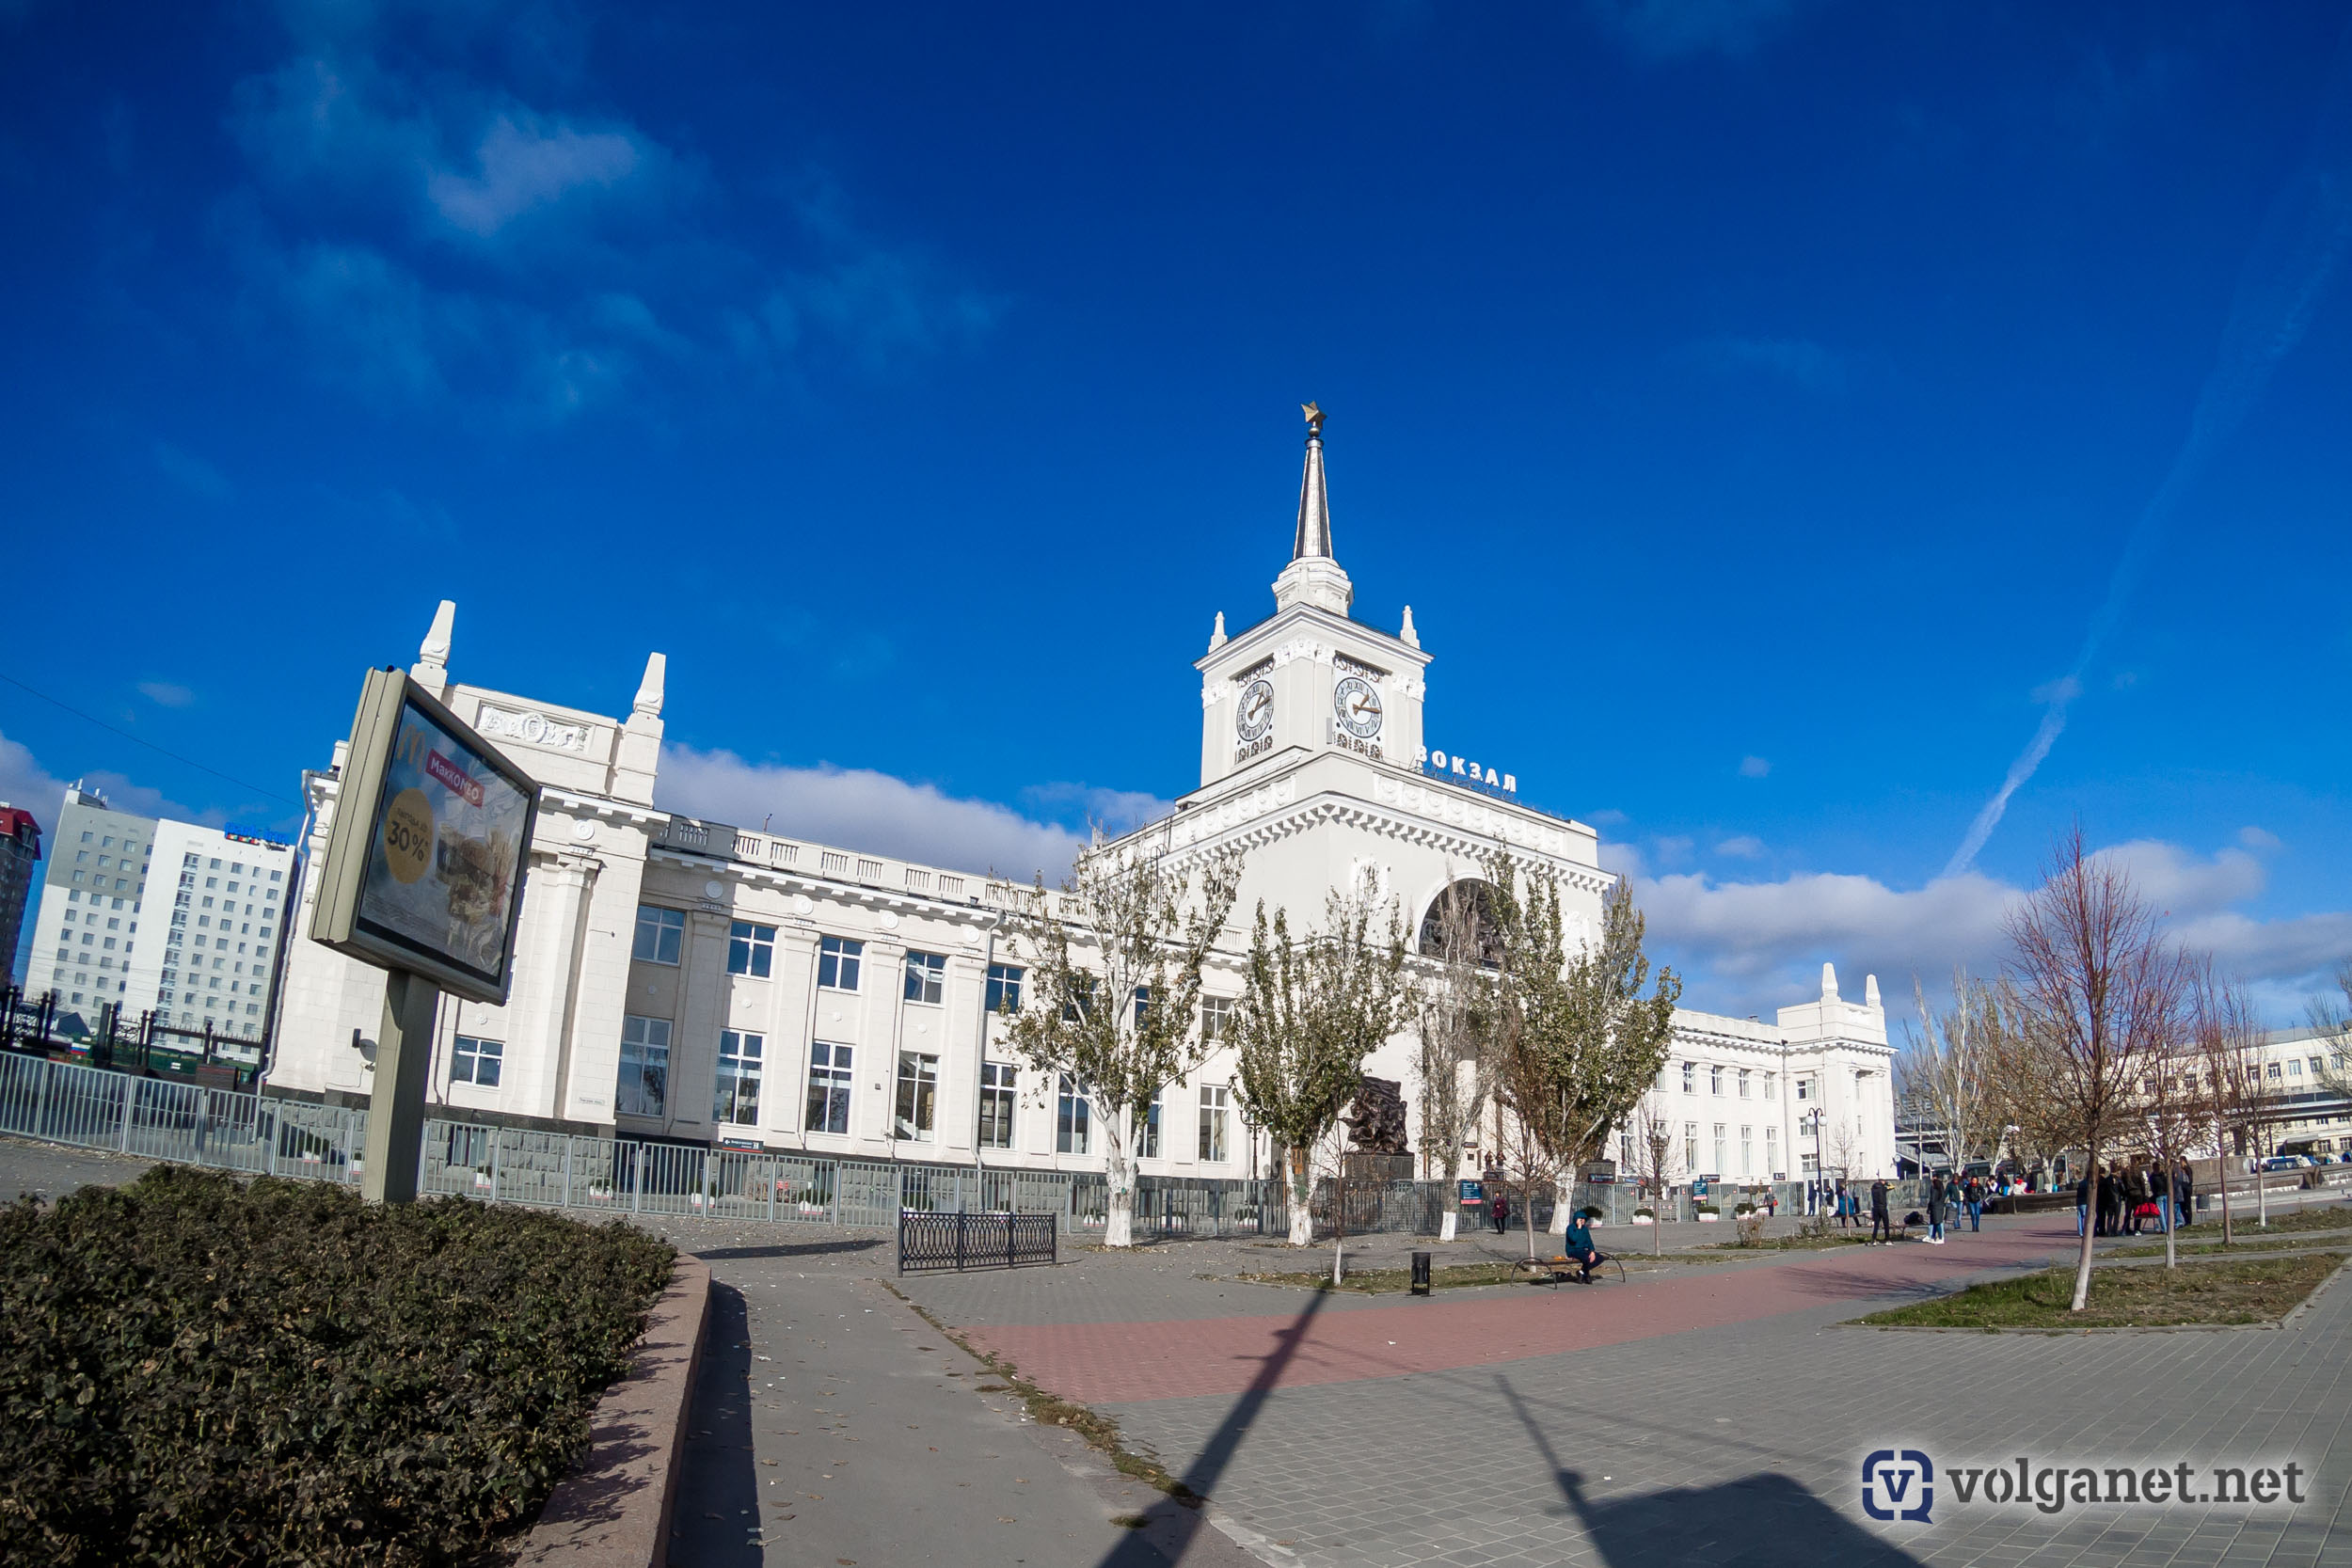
[1563, 1214, 1606, 1282]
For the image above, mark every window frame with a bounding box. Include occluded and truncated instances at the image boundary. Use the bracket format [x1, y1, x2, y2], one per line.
[1198, 1084, 1231, 1164]
[978, 1060, 1017, 1148]
[817, 936, 864, 992]
[726, 922, 776, 978]
[1056, 1073, 1091, 1155]
[805, 1040, 854, 1134]
[633, 905, 686, 966]
[617, 1015, 672, 1117]
[894, 1049, 940, 1139]
[985, 962, 1024, 1014]
[451, 1033, 504, 1088]
[714, 1030, 764, 1125]
[903, 950, 946, 1006]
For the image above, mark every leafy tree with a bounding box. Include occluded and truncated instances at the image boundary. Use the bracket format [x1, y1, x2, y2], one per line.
[1002, 839, 1243, 1247]
[1231, 874, 1411, 1275]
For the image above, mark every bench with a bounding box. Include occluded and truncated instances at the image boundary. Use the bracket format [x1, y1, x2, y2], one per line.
[1512, 1253, 1625, 1287]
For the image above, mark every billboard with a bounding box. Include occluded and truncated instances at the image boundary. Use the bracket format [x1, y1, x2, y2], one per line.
[310, 668, 540, 1005]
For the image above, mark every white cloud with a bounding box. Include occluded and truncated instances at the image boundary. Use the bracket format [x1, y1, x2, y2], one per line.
[1630, 837, 2352, 1028]
[2238, 825, 2283, 852]
[656, 746, 1089, 883]
[1738, 755, 1771, 779]
[425, 112, 644, 236]
[135, 681, 196, 709]
[1714, 835, 1765, 859]
[0, 730, 69, 816]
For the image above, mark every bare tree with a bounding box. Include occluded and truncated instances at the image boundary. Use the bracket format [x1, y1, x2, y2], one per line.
[2309, 960, 2352, 1101]
[1628, 1095, 1678, 1255]
[1230, 875, 1411, 1269]
[1002, 837, 1243, 1248]
[1412, 869, 1502, 1243]
[2193, 963, 2270, 1243]
[1899, 972, 2012, 1176]
[2003, 826, 2191, 1311]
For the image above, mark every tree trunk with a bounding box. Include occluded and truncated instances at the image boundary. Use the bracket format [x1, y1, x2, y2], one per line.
[1549, 1173, 1572, 1235]
[2164, 1174, 2176, 1270]
[1287, 1152, 1313, 1246]
[2068, 1148, 2099, 1311]
[1524, 1187, 1541, 1259]
[1104, 1127, 1135, 1249]
[1438, 1205, 1459, 1243]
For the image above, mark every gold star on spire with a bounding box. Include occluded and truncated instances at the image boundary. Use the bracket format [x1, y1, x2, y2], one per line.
[1301, 401, 1324, 431]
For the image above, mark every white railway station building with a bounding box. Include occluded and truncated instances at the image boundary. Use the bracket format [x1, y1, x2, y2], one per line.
[267, 418, 1898, 1185]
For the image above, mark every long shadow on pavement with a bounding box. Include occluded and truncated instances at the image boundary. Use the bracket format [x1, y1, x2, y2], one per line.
[668, 1281, 763, 1565]
[1090, 1286, 1330, 1568]
[689, 1237, 886, 1262]
[1499, 1375, 1928, 1568]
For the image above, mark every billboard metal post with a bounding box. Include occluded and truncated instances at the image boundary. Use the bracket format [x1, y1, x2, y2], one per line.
[361, 971, 439, 1205]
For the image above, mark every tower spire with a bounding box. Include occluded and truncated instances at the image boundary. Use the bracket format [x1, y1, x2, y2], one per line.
[1293, 402, 1332, 561]
[1272, 402, 1353, 614]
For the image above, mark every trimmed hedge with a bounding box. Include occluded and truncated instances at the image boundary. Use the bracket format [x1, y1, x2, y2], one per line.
[0, 1165, 675, 1566]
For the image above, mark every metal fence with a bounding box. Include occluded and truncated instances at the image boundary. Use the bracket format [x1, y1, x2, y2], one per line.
[0, 1052, 364, 1180]
[898, 1210, 1058, 1273]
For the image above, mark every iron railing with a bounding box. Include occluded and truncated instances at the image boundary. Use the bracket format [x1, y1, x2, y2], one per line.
[897, 1209, 1058, 1273]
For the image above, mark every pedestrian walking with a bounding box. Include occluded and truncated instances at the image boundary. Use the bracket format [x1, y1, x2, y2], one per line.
[1965, 1174, 1984, 1231]
[1491, 1190, 1509, 1235]
[1925, 1176, 1947, 1243]
[2173, 1163, 2195, 1230]
[2074, 1170, 2091, 1237]
[1869, 1177, 1892, 1243]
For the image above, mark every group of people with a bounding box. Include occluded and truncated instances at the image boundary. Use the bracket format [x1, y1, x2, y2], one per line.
[1920, 1172, 1989, 1243]
[2074, 1161, 2195, 1236]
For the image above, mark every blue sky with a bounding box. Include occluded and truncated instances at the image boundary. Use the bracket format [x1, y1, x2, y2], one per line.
[3, 1, 2348, 1020]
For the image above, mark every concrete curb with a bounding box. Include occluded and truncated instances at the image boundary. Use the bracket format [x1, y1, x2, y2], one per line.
[516, 1254, 712, 1568]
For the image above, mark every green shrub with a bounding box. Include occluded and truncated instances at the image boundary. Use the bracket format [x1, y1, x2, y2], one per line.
[0, 1164, 675, 1567]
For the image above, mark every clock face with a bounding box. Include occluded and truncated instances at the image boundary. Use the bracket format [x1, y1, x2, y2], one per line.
[1333, 675, 1383, 739]
[1235, 679, 1276, 742]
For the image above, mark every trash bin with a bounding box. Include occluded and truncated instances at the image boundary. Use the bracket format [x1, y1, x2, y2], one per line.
[1410, 1250, 1433, 1296]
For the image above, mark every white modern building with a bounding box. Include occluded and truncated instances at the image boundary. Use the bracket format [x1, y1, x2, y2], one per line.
[21, 783, 297, 1041]
[267, 415, 1899, 1182]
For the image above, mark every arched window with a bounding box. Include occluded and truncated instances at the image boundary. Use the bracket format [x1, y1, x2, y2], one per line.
[1418, 879, 1502, 967]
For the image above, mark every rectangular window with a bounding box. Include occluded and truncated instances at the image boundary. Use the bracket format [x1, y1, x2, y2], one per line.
[1136, 1095, 1163, 1160]
[1200, 995, 1235, 1041]
[726, 921, 775, 977]
[715, 1031, 763, 1125]
[1738, 1069, 1751, 1099]
[895, 1050, 939, 1139]
[2287, 1059, 2303, 1077]
[805, 1042, 853, 1134]
[818, 936, 863, 991]
[1763, 1072, 1777, 1101]
[1681, 1061, 1694, 1093]
[451, 1034, 504, 1087]
[1710, 1066, 1724, 1095]
[978, 1061, 1016, 1148]
[633, 905, 685, 965]
[617, 1015, 671, 1117]
[1796, 1076, 1814, 1101]
[1133, 987, 1151, 1026]
[903, 950, 946, 1005]
[1198, 1084, 1231, 1163]
[1766, 1126, 1778, 1175]
[2267, 1062, 2282, 1080]
[1740, 1125, 1752, 1174]
[985, 962, 1024, 1013]
[1712, 1124, 1726, 1174]
[1057, 1074, 1091, 1154]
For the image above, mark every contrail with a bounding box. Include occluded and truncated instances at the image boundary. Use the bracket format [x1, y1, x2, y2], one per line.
[1946, 27, 2352, 879]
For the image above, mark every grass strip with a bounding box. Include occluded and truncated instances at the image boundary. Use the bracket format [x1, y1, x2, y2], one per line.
[1852, 1252, 2344, 1331]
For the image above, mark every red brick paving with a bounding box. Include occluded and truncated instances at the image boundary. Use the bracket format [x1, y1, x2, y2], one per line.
[967, 1222, 2084, 1403]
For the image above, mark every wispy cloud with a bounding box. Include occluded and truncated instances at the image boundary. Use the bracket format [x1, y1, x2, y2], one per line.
[1587, 0, 1814, 60]
[1947, 33, 2352, 875]
[1738, 754, 1771, 779]
[0, 729, 69, 816]
[1686, 335, 1849, 393]
[221, 7, 994, 422]
[656, 745, 1090, 883]
[1714, 834, 1765, 859]
[135, 681, 196, 709]
[0, 728, 227, 829]
[153, 442, 232, 500]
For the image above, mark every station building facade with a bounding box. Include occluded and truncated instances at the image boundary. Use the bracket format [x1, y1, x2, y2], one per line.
[267, 420, 1898, 1184]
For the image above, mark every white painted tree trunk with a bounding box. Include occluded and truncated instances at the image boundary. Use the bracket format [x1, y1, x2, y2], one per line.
[1549, 1174, 1572, 1235]
[1104, 1132, 1135, 1248]
[1288, 1166, 1314, 1245]
[1438, 1206, 1459, 1242]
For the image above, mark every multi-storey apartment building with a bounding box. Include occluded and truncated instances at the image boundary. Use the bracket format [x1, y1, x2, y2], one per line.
[0, 803, 40, 984]
[19, 784, 296, 1041]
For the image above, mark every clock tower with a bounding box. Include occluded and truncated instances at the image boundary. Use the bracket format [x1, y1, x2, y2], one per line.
[1194, 405, 1430, 790]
